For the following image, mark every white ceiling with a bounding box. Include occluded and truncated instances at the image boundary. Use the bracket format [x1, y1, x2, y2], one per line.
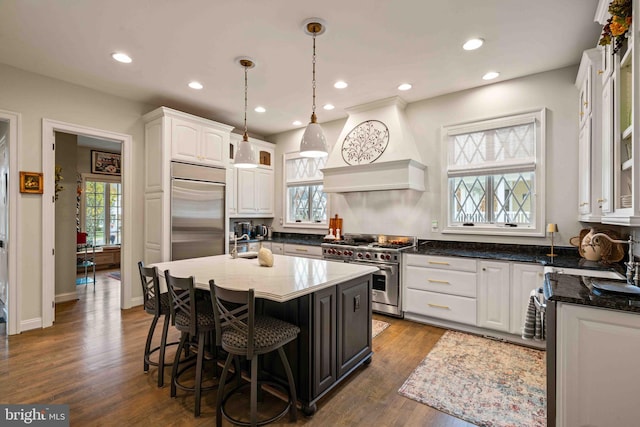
[0, 0, 602, 137]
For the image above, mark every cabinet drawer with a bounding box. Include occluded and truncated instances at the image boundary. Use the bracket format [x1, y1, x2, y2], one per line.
[405, 288, 476, 326]
[405, 266, 476, 298]
[284, 244, 322, 259]
[405, 254, 476, 272]
[271, 243, 284, 255]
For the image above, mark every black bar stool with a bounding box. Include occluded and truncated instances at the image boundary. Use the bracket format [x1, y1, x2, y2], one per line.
[210, 280, 300, 427]
[137, 261, 178, 387]
[164, 271, 221, 417]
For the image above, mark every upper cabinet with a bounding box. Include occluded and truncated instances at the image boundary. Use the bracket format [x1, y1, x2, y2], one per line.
[229, 133, 275, 218]
[583, 0, 640, 226]
[576, 49, 603, 222]
[168, 114, 230, 167]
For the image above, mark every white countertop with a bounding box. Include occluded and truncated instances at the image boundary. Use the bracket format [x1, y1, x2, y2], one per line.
[151, 254, 378, 302]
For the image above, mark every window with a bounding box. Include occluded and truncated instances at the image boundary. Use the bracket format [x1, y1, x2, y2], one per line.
[82, 174, 122, 246]
[441, 109, 546, 236]
[284, 152, 328, 227]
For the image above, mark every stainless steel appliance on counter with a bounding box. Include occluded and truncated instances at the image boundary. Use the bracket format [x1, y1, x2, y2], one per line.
[322, 234, 416, 317]
[170, 162, 226, 260]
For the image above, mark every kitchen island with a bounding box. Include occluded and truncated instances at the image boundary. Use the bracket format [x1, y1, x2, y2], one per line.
[151, 254, 378, 414]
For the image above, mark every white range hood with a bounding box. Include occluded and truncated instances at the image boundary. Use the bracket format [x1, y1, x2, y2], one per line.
[322, 97, 426, 193]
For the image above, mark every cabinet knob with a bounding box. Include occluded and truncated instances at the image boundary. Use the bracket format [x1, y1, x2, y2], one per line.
[597, 70, 604, 75]
[482, 267, 486, 271]
[597, 198, 605, 203]
[584, 101, 588, 107]
[579, 112, 584, 117]
[579, 202, 589, 206]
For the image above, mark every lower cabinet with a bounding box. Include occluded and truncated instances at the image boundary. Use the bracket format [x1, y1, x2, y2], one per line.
[403, 254, 543, 338]
[555, 303, 640, 426]
[259, 274, 372, 413]
[403, 254, 477, 326]
[477, 260, 511, 332]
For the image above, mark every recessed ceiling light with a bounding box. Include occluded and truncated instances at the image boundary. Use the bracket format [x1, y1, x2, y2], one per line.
[482, 71, 500, 80]
[463, 38, 484, 50]
[254, 106, 266, 113]
[398, 83, 412, 91]
[188, 81, 203, 90]
[293, 120, 303, 126]
[111, 52, 132, 63]
[334, 81, 348, 89]
[323, 104, 335, 110]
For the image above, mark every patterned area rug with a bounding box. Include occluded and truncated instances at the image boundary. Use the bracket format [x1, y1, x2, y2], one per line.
[398, 330, 546, 427]
[372, 319, 390, 339]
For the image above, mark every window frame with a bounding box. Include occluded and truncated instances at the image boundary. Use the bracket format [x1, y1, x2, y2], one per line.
[80, 173, 122, 246]
[440, 108, 546, 237]
[282, 151, 329, 229]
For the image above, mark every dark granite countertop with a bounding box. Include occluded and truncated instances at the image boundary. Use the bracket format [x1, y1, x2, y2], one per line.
[231, 233, 325, 247]
[544, 272, 640, 314]
[408, 240, 625, 272]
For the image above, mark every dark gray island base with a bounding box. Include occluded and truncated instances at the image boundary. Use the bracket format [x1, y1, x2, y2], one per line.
[258, 274, 373, 415]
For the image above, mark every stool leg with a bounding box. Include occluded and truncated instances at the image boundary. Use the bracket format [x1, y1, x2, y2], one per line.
[217, 353, 234, 427]
[144, 314, 159, 372]
[194, 331, 206, 417]
[278, 346, 298, 422]
[250, 355, 258, 427]
[157, 314, 171, 387]
[171, 332, 188, 398]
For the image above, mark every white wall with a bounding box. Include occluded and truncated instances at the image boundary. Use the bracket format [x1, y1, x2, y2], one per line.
[0, 63, 151, 324]
[268, 66, 583, 248]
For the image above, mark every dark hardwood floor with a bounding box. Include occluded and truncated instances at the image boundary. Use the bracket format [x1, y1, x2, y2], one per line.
[1, 269, 474, 426]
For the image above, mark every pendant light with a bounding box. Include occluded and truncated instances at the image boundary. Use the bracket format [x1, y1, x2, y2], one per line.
[234, 57, 258, 168]
[300, 18, 329, 158]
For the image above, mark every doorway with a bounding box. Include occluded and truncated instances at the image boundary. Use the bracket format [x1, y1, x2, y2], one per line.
[54, 133, 122, 304]
[42, 119, 132, 328]
[0, 110, 19, 336]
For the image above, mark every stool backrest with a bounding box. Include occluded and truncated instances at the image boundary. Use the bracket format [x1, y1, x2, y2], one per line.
[138, 261, 161, 316]
[209, 280, 256, 358]
[164, 271, 198, 337]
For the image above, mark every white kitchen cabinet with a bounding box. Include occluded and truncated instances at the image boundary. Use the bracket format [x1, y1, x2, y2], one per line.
[270, 242, 284, 255]
[595, 0, 640, 226]
[509, 263, 543, 335]
[283, 243, 322, 259]
[170, 115, 230, 167]
[142, 107, 233, 263]
[261, 242, 284, 255]
[477, 260, 510, 332]
[230, 134, 275, 218]
[556, 303, 640, 426]
[403, 254, 477, 326]
[576, 48, 603, 222]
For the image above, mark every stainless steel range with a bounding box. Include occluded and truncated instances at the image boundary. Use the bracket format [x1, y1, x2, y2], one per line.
[322, 234, 416, 318]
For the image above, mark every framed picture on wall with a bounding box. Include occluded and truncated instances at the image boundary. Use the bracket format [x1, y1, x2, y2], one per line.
[20, 171, 44, 194]
[91, 150, 121, 175]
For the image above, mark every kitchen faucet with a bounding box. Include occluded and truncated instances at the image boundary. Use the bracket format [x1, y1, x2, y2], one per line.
[230, 233, 251, 259]
[591, 232, 639, 286]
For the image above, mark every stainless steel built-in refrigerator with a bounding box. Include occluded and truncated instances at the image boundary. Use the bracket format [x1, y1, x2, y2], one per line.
[170, 162, 226, 261]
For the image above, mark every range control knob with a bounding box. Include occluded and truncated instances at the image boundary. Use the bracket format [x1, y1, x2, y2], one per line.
[357, 253, 363, 258]
[365, 253, 371, 259]
[385, 254, 391, 260]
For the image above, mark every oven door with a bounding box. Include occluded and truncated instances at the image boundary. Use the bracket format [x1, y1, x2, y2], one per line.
[351, 261, 399, 307]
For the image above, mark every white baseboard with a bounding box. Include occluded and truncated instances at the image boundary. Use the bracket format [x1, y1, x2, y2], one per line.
[55, 292, 78, 303]
[129, 296, 143, 308]
[20, 317, 42, 332]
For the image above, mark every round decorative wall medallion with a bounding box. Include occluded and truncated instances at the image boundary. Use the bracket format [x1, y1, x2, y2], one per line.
[341, 120, 389, 165]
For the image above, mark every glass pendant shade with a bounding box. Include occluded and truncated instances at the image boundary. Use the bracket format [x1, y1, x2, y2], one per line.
[300, 121, 328, 157]
[234, 135, 258, 168]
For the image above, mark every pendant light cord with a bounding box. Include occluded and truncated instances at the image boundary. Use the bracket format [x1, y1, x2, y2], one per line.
[311, 31, 317, 123]
[243, 64, 248, 139]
